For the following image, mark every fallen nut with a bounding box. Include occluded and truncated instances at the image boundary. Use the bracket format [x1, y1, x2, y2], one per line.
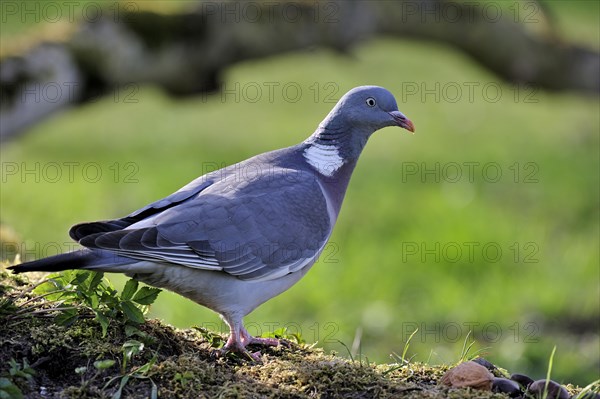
[440, 361, 494, 391]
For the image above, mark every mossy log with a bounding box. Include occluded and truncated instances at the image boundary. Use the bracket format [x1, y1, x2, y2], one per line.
[1, 268, 588, 399]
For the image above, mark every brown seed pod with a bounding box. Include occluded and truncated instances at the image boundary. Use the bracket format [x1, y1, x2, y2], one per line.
[440, 361, 494, 391]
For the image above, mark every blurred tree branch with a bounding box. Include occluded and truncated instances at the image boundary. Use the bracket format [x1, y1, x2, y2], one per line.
[1, 0, 598, 140]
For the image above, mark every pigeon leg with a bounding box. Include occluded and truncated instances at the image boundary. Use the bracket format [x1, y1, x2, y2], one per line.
[218, 317, 262, 361]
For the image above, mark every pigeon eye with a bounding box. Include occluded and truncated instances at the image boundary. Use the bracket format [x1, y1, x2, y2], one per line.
[366, 97, 376, 107]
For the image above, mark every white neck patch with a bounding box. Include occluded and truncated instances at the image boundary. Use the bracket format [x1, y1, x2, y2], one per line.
[303, 143, 344, 177]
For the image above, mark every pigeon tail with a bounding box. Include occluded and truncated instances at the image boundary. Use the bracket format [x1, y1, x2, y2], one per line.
[8, 249, 130, 274]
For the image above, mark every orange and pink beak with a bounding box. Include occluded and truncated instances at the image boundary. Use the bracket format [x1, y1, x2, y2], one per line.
[389, 111, 415, 133]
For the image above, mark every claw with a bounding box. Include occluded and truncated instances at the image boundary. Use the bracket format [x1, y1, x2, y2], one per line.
[216, 343, 264, 362]
[215, 326, 284, 361]
[248, 351, 262, 362]
[218, 348, 256, 361]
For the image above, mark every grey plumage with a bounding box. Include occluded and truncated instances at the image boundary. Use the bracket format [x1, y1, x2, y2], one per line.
[10, 85, 415, 358]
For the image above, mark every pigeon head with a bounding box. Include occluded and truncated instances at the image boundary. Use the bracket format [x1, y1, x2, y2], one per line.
[304, 86, 414, 177]
[320, 86, 415, 133]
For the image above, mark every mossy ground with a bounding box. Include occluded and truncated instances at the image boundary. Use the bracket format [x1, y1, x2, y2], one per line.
[0, 268, 585, 399]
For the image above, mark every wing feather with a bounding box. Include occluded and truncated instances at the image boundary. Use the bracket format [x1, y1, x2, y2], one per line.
[76, 164, 331, 281]
[70, 177, 216, 241]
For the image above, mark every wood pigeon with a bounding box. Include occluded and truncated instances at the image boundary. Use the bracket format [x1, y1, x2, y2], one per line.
[10, 85, 415, 358]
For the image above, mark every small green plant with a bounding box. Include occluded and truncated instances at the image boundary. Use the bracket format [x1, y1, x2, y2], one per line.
[573, 379, 600, 399]
[0, 358, 36, 399]
[11, 270, 161, 336]
[399, 327, 419, 364]
[74, 340, 158, 398]
[103, 341, 158, 399]
[3, 271, 161, 398]
[336, 329, 370, 368]
[457, 330, 487, 363]
[337, 339, 354, 361]
[121, 340, 144, 374]
[458, 330, 476, 362]
[0, 296, 18, 317]
[194, 326, 225, 348]
[173, 371, 195, 388]
[0, 377, 23, 399]
[385, 328, 419, 375]
[542, 346, 557, 399]
[7, 359, 35, 382]
[261, 327, 306, 345]
[75, 359, 116, 390]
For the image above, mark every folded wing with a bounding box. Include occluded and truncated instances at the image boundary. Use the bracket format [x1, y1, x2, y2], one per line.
[77, 168, 331, 281]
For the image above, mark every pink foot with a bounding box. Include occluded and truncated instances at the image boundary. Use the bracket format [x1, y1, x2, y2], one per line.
[216, 327, 286, 361]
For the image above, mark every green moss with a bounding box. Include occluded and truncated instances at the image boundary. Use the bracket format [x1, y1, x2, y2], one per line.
[0, 268, 591, 399]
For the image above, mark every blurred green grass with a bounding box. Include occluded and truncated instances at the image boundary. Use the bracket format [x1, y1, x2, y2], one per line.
[1, 6, 599, 386]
